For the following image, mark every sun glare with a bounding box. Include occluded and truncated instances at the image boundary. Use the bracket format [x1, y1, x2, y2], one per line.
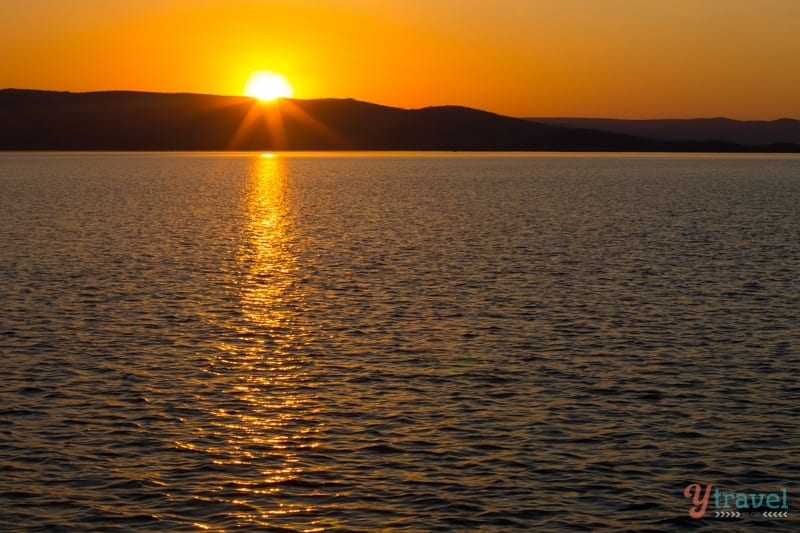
[244, 71, 294, 102]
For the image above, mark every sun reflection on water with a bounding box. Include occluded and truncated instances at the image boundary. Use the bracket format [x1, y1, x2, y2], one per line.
[239, 154, 297, 332]
[181, 155, 322, 529]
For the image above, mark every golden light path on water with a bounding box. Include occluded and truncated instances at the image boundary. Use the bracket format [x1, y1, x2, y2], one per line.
[178, 154, 324, 530]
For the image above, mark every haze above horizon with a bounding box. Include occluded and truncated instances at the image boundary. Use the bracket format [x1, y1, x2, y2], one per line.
[2, 0, 799, 120]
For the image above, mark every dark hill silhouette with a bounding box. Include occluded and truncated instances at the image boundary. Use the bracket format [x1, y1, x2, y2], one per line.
[1, 89, 798, 151]
[529, 117, 800, 147]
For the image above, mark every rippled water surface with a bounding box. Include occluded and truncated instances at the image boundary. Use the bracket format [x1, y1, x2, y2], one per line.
[1, 152, 799, 531]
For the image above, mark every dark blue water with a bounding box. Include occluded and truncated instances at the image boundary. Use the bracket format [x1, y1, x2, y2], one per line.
[1, 152, 798, 531]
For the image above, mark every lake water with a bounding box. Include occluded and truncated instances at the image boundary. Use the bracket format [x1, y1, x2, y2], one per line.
[1, 152, 798, 531]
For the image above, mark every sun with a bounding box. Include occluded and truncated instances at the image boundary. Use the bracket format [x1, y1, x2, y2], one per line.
[244, 71, 294, 101]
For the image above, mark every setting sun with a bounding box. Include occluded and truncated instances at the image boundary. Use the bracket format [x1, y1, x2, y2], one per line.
[244, 71, 294, 102]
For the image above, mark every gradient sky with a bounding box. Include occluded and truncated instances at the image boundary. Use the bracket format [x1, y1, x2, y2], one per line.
[2, 0, 799, 119]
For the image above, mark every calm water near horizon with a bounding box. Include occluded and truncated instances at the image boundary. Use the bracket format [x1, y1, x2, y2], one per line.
[1, 152, 798, 531]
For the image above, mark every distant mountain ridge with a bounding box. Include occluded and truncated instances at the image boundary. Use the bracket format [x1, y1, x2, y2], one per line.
[529, 117, 800, 147]
[1, 88, 798, 152]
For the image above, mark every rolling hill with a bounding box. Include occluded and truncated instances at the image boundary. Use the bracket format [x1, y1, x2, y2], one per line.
[1, 89, 798, 152]
[529, 117, 800, 147]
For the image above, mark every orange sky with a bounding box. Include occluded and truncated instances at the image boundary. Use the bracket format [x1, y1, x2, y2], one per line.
[2, 0, 799, 119]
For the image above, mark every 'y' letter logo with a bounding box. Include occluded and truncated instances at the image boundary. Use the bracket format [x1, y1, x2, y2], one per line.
[684, 483, 713, 518]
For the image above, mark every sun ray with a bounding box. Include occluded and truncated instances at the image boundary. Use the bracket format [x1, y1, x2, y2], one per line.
[226, 100, 288, 151]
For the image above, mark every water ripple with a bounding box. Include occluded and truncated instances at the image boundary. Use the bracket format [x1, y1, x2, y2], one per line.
[1, 153, 798, 531]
